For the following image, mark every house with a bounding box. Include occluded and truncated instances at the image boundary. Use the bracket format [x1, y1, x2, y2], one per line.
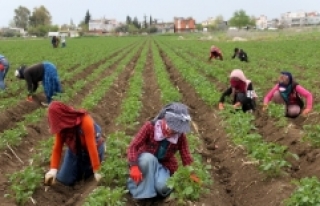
[201, 17, 216, 26]
[279, 11, 320, 27]
[255, 15, 268, 29]
[267, 19, 280, 28]
[89, 18, 119, 33]
[1, 27, 26, 36]
[174, 17, 196, 33]
[153, 22, 174, 33]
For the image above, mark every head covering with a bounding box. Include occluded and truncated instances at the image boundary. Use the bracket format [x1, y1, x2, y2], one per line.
[229, 69, 250, 93]
[152, 102, 191, 134]
[48, 101, 87, 134]
[278, 71, 293, 102]
[280, 71, 293, 85]
[15, 65, 26, 79]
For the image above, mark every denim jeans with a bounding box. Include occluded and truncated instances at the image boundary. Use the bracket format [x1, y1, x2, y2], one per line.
[0, 59, 10, 90]
[56, 143, 105, 186]
[127, 153, 172, 199]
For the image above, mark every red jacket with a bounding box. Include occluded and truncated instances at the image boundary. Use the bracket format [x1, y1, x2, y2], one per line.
[127, 121, 193, 174]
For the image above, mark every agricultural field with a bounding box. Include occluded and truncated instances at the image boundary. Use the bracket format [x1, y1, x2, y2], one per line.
[0, 34, 320, 206]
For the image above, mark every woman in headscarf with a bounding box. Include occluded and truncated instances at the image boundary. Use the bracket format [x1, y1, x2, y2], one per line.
[208, 45, 223, 61]
[127, 102, 200, 203]
[44, 101, 105, 186]
[0, 54, 10, 90]
[218, 69, 257, 113]
[263, 71, 313, 118]
[14, 61, 62, 106]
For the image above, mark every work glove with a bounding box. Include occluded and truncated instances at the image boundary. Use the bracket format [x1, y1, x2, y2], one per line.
[190, 174, 201, 185]
[130, 166, 143, 184]
[302, 108, 311, 117]
[26, 95, 33, 102]
[41, 102, 49, 106]
[44, 169, 58, 186]
[218, 103, 224, 110]
[94, 172, 102, 182]
[262, 104, 268, 111]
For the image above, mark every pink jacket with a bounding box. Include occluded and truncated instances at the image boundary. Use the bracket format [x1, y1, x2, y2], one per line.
[263, 84, 313, 109]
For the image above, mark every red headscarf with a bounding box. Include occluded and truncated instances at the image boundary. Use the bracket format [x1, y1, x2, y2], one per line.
[48, 101, 87, 134]
[230, 78, 247, 93]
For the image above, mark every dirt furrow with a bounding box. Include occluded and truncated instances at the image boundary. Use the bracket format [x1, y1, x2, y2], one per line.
[157, 46, 293, 206]
[0, 43, 145, 206]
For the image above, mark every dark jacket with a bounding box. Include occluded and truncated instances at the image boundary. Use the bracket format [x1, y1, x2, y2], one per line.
[22, 63, 45, 94]
[232, 49, 248, 62]
[219, 82, 256, 112]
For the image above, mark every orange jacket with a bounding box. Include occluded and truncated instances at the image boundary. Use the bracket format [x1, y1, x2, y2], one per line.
[50, 114, 101, 172]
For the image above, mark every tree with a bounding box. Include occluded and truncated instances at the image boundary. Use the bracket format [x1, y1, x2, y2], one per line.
[84, 10, 91, 24]
[126, 16, 132, 25]
[149, 15, 153, 26]
[29, 5, 51, 27]
[14, 6, 30, 29]
[228, 9, 253, 28]
[143, 14, 147, 28]
[196, 24, 203, 31]
[132, 17, 140, 29]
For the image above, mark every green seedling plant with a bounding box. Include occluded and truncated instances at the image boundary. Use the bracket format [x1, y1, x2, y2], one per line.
[84, 186, 128, 206]
[284, 176, 320, 206]
[302, 124, 320, 148]
[267, 103, 288, 128]
[6, 166, 43, 205]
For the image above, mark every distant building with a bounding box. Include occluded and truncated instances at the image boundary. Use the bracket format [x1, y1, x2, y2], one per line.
[89, 18, 119, 33]
[280, 11, 320, 27]
[255, 15, 268, 29]
[153, 22, 174, 33]
[174, 17, 196, 33]
[201, 17, 216, 26]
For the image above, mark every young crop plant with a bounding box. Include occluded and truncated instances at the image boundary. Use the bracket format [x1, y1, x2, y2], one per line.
[284, 176, 320, 206]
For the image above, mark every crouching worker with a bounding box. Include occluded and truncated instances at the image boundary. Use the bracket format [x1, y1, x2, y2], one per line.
[232, 48, 248, 62]
[44, 101, 105, 186]
[0, 54, 10, 90]
[15, 61, 62, 106]
[208, 45, 223, 61]
[263, 71, 313, 118]
[127, 102, 200, 202]
[218, 69, 257, 113]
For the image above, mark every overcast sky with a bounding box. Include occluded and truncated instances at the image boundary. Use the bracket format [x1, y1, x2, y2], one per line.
[1, 0, 318, 27]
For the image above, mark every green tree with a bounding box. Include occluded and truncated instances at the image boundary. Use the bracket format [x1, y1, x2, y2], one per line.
[126, 16, 132, 25]
[29, 5, 51, 27]
[228, 9, 254, 28]
[132, 17, 140, 29]
[14, 6, 30, 29]
[149, 15, 153, 26]
[84, 10, 91, 24]
[196, 24, 203, 31]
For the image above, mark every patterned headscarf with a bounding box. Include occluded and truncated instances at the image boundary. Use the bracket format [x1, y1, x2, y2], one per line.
[48, 101, 87, 134]
[152, 102, 191, 133]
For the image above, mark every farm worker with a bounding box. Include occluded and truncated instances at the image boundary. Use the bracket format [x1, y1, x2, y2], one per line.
[44, 101, 105, 186]
[127, 102, 200, 202]
[218, 69, 257, 113]
[232, 48, 248, 62]
[263, 71, 313, 118]
[208, 45, 223, 61]
[51, 36, 57, 48]
[61, 38, 66, 48]
[14, 61, 62, 106]
[0, 54, 10, 90]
